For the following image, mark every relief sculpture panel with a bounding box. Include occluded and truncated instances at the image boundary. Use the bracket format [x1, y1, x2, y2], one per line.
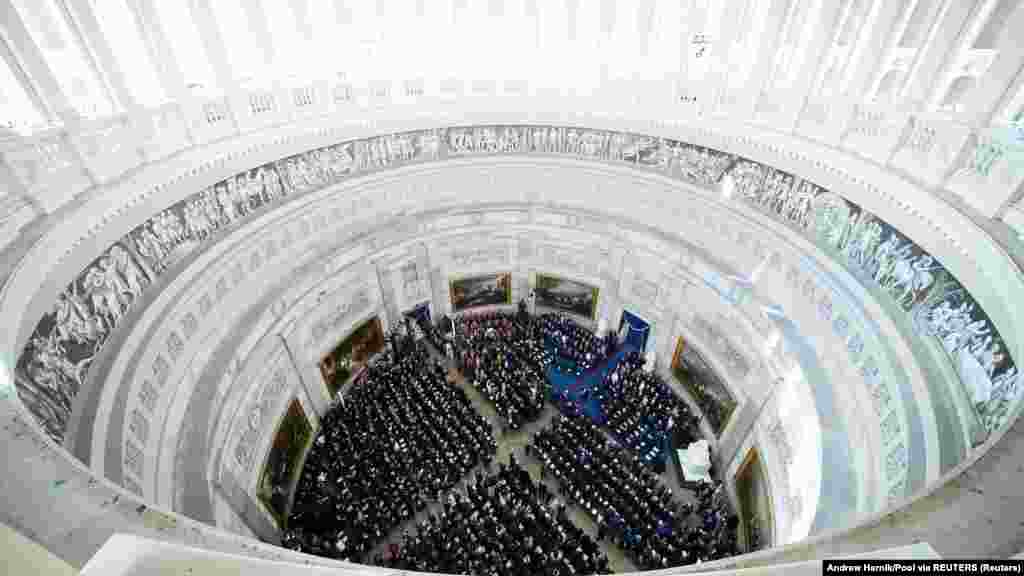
[737, 157, 1017, 436]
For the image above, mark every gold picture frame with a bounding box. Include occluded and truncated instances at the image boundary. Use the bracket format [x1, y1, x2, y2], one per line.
[449, 272, 512, 312]
[534, 274, 600, 320]
[257, 398, 313, 528]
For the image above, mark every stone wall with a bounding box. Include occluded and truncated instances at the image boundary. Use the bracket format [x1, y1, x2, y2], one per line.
[2, 119, 1023, 567]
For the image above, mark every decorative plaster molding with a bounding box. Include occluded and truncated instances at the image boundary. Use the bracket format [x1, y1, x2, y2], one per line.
[631, 277, 661, 309]
[946, 127, 1024, 216]
[689, 314, 752, 382]
[305, 286, 371, 352]
[847, 107, 887, 140]
[780, 255, 910, 489]
[767, 416, 794, 465]
[7, 124, 1019, 478]
[449, 243, 511, 268]
[230, 368, 289, 473]
[764, 416, 804, 526]
[904, 118, 938, 156]
[400, 262, 428, 305]
[535, 242, 603, 278]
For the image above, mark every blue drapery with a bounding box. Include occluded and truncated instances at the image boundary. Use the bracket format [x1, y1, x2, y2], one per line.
[619, 310, 650, 352]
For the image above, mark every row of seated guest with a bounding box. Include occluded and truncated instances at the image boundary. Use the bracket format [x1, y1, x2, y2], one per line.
[600, 350, 700, 471]
[456, 312, 527, 355]
[372, 456, 611, 576]
[535, 313, 611, 375]
[529, 413, 737, 568]
[685, 481, 741, 562]
[456, 313, 551, 430]
[283, 347, 497, 561]
[455, 312, 555, 377]
[413, 314, 451, 356]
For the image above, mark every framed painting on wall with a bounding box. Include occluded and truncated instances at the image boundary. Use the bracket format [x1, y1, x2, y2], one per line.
[318, 316, 385, 397]
[735, 447, 772, 552]
[450, 272, 511, 312]
[257, 398, 313, 527]
[671, 336, 738, 436]
[535, 274, 599, 320]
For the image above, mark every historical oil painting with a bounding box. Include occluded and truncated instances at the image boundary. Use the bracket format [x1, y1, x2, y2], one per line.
[450, 273, 511, 312]
[534, 274, 599, 320]
[672, 336, 738, 436]
[258, 398, 313, 527]
[318, 316, 385, 397]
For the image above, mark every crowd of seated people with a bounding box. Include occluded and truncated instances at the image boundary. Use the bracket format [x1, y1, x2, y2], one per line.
[535, 313, 611, 375]
[373, 456, 612, 576]
[510, 319, 557, 372]
[600, 351, 699, 471]
[529, 414, 738, 568]
[283, 347, 496, 560]
[685, 480, 741, 562]
[413, 314, 453, 358]
[456, 312, 551, 430]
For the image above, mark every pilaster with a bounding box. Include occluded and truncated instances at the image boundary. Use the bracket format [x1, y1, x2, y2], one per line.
[214, 465, 280, 543]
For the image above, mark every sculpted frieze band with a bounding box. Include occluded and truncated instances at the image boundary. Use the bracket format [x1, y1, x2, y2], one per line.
[735, 165, 1016, 436]
[12, 124, 1019, 458]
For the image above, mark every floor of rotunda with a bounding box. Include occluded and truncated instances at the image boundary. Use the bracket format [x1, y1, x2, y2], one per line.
[360, 340, 700, 573]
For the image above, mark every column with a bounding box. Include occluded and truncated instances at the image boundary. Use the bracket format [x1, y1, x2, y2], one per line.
[901, 0, 975, 108]
[842, 0, 911, 97]
[189, 0, 234, 90]
[786, 0, 844, 110]
[374, 261, 400, 326]
[125, 0, 187, 101]
[656, 297, 683, 370]
[279, 334, 328, 417]
[63, 0, 136, 110]
[431, 264, 448, 317]
[413, 242, 434, 318]
[289, 0, 313, 42]
[242, 0, 275, 71]
[742, 0, 793, 119]
[960, 5, 1024, 127]
[0, 33, 49, 124]
[0, 0, 72, 120]
[214, 469, 280, 543]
